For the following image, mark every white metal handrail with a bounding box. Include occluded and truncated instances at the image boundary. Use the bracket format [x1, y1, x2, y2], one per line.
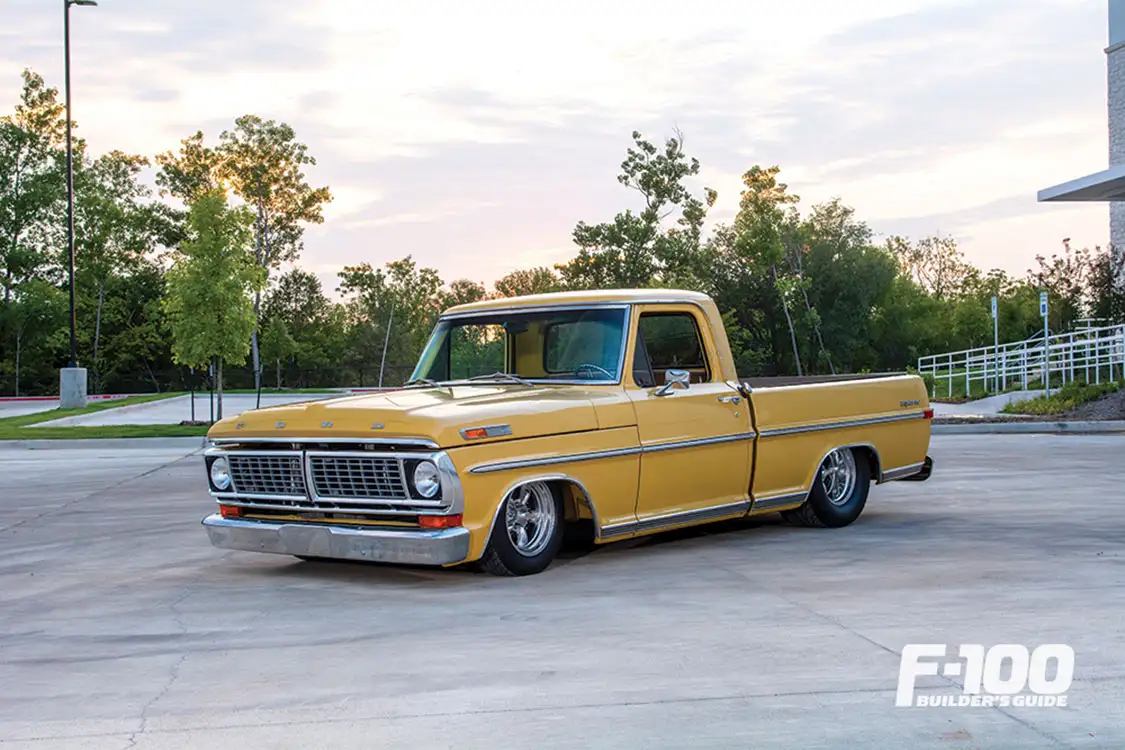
[917, 324, 1125, 398]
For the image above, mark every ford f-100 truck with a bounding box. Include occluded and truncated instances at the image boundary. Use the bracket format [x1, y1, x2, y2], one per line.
[201, 289, 933, 576]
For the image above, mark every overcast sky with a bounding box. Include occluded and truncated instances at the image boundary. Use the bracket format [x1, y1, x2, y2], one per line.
[1, 0, 1112, 293]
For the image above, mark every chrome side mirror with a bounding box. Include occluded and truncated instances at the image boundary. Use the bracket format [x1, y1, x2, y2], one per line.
[654, 369, 690, 397]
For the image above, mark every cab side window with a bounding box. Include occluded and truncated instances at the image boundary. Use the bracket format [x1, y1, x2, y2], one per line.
[635, 312, 711, 386]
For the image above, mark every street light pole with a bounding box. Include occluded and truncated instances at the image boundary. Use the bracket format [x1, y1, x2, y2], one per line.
[60, 0, 96, 408]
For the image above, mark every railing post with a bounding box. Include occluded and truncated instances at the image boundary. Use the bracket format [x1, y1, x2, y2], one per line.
[964, 352, 970, 398]
[948, 353, 953, 398]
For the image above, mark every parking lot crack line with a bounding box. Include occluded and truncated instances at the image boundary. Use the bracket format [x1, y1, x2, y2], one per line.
[120, 572, 201, 750]
[0, 454, 197, 536]
[707, 556, 1071, 749]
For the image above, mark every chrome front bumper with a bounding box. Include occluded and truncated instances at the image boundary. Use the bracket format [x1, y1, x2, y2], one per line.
[202, 514, 471, 566]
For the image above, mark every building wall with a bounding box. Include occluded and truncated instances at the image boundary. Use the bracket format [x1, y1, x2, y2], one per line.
[1110, 0, 1125, 255]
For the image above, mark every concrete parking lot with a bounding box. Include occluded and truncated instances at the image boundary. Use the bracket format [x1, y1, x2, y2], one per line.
[0, 435, 1122, 748]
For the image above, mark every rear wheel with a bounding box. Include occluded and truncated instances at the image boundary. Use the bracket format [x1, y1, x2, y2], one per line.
[480, 481, 564, 576]
[782, 447, 871, 528]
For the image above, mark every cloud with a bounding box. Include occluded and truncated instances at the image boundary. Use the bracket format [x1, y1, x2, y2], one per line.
[0, 0, 1112, 287]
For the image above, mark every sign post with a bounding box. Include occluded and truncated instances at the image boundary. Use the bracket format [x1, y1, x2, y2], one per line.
[1040, 291, 1050, 396]
[991, 296, 999, 392]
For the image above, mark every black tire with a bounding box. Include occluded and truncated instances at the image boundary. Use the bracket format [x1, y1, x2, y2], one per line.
[781, 447, 871, 528]
[480, 482, 565, 576]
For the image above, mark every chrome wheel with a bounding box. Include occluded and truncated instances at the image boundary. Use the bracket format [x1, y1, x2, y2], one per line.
[820, 448, 857, 506]
[504, 482, 558, 557]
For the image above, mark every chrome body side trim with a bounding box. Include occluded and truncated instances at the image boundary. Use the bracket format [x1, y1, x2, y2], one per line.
[642, 432, 757, 454]
[202, 514, 471, 566]
[749, 491, 808, 513]
[880, 461, 926, 482]
[600, 499, 752, 538]
[467, 432, 757, 474]
[468, 446, 642, 475]
[757, 411, 925, 438]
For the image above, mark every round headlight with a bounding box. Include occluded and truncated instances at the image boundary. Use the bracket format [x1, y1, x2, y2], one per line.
[412, 461, 441, 498]
[210, 457, 232, 491]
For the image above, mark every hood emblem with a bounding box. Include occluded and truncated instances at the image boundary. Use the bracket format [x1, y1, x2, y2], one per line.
[275, 421, 286, 429]
[235, 422, 246, 430]
[371, 422, 385, 430]
[321, 421, 334, 428]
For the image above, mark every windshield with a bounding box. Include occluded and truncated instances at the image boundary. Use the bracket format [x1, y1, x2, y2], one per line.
[409, 307, 628, 384]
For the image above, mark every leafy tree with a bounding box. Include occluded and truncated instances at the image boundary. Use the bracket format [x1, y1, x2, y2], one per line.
[441, 279, 487, 309]
[260, 315, 296, 389]
[0, 70, 66, 310]
[558, 129, 715, 290]
[154, 131, 223, 204]
[73, 150, 158, 392]
[2, 278, 64, 395]
[163, 192, 262, 418]
[494, 266, 560, 298]
[1086, 245, 1125, 323]
[887, 235, 972, 300]
[722, 165, 805, 374]
[338, 256, 444, 386]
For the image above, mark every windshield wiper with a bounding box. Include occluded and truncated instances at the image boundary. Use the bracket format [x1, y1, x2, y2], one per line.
[466, 371, 534, 387]
[404, 377, 439, 387]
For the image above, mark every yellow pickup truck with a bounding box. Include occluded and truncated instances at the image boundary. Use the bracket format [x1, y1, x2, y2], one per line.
[202, 289, 933, 576]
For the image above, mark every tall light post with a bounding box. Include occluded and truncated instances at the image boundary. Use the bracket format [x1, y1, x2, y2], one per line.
[60, 0, 96, 408]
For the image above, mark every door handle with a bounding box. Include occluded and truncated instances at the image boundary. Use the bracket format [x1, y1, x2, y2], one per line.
[718, 395, 741, 405]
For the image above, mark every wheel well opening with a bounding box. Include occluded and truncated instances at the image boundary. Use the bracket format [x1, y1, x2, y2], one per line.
[553, 480, 596, 524]
[849, 445, 880, 480]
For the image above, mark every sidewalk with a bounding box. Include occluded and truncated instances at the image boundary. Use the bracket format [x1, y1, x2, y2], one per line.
[932, 390, 1044, 418]
[29, 392, 339, 427]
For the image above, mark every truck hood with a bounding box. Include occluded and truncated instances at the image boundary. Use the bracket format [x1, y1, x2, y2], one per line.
[207, 385, 604, 447]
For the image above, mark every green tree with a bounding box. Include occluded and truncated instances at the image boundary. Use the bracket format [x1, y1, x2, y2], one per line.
[2, 278, 64, 395]
[219, 115, 333, 391]
[886, 235, 972, 300]
[163, 192, 262, 418]
[724, 164, 805, 374]
[0, 69, 66, 311]
[558, 129, 715, 290]
[260, 315, 296, 389]
[494, 266, 560, 297]
[73, 150, 159, 392]
[338, 256, 444, 386]
[154, 130, 223, 204]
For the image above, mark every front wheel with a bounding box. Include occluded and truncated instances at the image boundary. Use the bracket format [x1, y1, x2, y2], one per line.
[782, 447, 871, 528]
[479, 481, 564, 576]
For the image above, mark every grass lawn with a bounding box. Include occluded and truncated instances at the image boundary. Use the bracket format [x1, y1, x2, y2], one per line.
[1000, 380, 1125, 416]
[0, 393, 209, 440]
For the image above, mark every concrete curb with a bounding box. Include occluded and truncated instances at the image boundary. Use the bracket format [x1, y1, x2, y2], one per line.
[933, 420, 1125, 434]
[0, 437, 209, 451]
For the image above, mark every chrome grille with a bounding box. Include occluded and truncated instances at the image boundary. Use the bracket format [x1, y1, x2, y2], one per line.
[309, 456, 407, 500]
[229, 455, 306, 496]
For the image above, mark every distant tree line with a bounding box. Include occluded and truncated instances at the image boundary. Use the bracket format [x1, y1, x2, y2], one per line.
[2, 68, 1124, 398]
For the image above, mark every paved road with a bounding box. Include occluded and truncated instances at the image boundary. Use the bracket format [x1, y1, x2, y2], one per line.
[0, 436, 1121, 748]
[0, 400, 61, 419]
[29, 393, 339, 427]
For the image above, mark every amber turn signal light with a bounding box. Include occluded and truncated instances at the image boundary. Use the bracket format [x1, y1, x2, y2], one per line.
[419, 514, 462, 529]
[219, 504, 243, 518]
